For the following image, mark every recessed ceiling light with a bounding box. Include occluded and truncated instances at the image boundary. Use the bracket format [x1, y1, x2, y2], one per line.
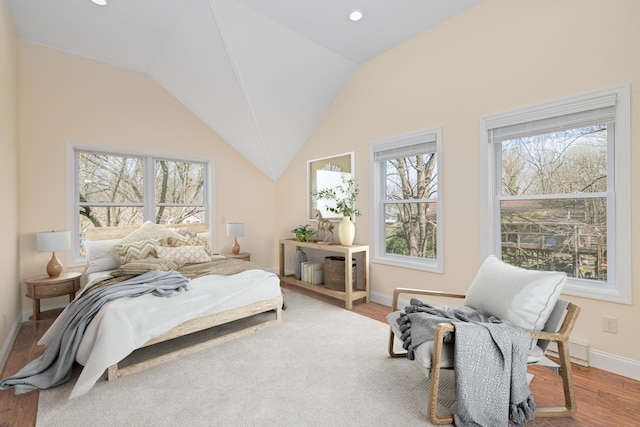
[349, 9, 363, 22]
[91, 0, 108, 6]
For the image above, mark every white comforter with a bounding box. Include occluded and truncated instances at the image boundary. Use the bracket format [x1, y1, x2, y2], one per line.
[39, 269, 282, 398]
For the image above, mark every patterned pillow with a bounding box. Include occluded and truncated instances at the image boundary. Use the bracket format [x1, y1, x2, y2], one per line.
[176, 227, 197, 238]
[156, 246, 211, 264]
[112, 238, 159, 262]
[110, 258, 184, 277]
[166, 236, 213, 255]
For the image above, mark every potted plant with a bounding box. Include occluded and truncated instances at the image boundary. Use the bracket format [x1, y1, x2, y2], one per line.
[314, 176, 361, 218]
[292, 224, 317, 242]
[314, 176, 361, 245]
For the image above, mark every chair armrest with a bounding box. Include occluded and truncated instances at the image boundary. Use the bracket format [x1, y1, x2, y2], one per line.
[531, 302, 581, 343]
[392, 287, 466, 311]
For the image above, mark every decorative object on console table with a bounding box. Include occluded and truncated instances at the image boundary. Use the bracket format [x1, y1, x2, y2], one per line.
[314, 210, 334, 242]
[223, 252, 250, 261]
[338, 216, 355, 246]
[36, 230, 71, 278]
[293, 249, 308, 280]
[24, 271, 81, 321]
[226, 222, 244, 255]
[291, 224, 316, 242]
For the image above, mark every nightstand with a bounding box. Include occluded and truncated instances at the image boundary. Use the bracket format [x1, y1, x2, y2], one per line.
[24, 272, 81, 321]
[224, 252, 250, 261]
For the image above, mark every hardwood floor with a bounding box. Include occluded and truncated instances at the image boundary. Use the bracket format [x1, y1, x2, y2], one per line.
[1, 286, 639, 426]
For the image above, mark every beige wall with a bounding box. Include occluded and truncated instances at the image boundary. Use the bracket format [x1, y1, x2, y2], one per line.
[0, 0, 20, 364]
[17, 42, 277, 310]
[277, 0, 640, 367]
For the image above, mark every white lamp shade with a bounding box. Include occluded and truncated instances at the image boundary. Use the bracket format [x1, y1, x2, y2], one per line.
[226, 223, 245, 238]
[36, 230, 71, 252]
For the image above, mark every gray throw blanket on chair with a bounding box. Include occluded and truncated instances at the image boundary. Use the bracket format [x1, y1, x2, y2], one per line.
[0, 270, 191, 395]
[397, 298, 535, 427]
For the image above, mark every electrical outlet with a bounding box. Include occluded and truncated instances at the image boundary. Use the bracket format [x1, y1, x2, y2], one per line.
[603, 316, 617, 334]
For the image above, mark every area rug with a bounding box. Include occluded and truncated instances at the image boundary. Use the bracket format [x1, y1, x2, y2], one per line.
[37, 289, 455, 426]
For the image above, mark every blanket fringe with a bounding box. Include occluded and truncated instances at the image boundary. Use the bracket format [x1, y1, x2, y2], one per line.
[509, 395, 536, 426]
[396, 313, 416, 360]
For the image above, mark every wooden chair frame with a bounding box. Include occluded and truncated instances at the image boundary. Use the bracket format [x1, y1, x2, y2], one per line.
[387, 287, 581, 425]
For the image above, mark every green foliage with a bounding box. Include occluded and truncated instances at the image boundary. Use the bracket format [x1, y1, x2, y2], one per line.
[313, 177, 361, 218]
[291, 224, 316, 242]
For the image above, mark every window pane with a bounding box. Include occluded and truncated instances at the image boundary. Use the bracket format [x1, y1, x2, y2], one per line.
[500, 198, 607, 281]
[384, 202, 437, 259]
[78, 206, 144, 254]
[385, 153, 437, 201]
[79, 206, 144, 232]
[78, 153, 144, 203]
[501, 125, 607, 196]
[155, 160, 205, 204]
[155, 206, 205, 225]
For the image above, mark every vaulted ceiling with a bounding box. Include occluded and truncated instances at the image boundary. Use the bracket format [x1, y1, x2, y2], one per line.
[9, 0, 479, 181]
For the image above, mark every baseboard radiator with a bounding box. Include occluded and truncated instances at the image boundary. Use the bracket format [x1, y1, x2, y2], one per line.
[547, 339, 589, 367]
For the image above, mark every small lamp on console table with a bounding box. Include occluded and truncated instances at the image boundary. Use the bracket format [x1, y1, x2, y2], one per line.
[36, 230, 71, 278]
[226, 223, 244, 255]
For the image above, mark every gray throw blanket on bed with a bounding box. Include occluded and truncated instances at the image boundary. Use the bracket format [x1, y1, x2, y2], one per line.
[397, 298, 535, 427]
[0, 270, 190, 395]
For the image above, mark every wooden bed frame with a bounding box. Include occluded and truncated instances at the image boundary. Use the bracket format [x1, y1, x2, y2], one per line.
[84, 223, 282, 381]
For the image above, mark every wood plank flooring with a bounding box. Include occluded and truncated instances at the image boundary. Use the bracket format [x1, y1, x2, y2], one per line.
[1, 286, 639, 426]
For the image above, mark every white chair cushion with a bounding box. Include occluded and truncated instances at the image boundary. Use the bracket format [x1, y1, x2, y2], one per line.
[464, 255, 566, 332]
[387, 311, 454, 371]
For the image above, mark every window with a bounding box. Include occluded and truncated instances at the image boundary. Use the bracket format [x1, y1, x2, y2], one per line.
[480, 85, 631, 303]
[370, 128, 442, 272]
[66, 143, 213, 263]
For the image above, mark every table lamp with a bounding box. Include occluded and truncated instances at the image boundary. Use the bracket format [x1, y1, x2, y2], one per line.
[226, 223, 244, 255]
[36, 230, 71, 278]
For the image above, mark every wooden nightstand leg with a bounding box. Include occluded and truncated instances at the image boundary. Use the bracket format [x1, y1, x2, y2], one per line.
[33, 298, 40, 321]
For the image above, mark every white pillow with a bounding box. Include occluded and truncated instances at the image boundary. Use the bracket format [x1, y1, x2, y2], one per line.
[464, 255, 566, 332]
[84, 239, 121, 274]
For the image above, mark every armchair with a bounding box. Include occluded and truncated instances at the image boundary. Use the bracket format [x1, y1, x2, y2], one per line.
[387, 256, 581, 425]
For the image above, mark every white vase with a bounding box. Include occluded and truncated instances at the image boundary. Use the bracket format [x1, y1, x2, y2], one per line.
[338, 216, 355, 246]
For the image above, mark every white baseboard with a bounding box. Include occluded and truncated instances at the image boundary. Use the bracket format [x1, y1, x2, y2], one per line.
[589, 349, 640, 381]
[547, 340, 589, 367]
[0, 318, 21, 373]
[370, 290, 392, 307]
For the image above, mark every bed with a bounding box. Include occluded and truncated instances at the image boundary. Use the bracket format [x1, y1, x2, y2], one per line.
[38, 222, 283, 398]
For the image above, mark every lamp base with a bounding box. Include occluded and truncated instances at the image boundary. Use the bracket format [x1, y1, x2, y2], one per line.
[232, 238, 240, 255]
[46, 252, 63, 278]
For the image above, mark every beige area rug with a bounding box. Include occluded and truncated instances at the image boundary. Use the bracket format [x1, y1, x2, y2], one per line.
[37, 289, 455, 426]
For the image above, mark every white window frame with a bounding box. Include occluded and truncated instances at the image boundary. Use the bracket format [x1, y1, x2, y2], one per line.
[480, 85, 631, 304]
[370, 128, 443, 273]
[66, 142, 215, 266]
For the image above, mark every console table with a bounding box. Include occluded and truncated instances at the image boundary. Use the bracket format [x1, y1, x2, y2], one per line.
[278, 239, 369, 309]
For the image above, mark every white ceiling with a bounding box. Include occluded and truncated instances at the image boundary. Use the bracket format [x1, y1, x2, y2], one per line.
[9, 0, 479, 181]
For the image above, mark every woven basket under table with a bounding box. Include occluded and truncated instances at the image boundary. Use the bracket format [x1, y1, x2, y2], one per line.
[323, 256, 356, 291]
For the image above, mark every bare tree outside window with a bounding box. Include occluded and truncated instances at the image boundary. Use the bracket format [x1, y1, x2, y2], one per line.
[77, 152, 207, 252]
[499, 125, 608, 281]
[384, 152, 438, 259]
